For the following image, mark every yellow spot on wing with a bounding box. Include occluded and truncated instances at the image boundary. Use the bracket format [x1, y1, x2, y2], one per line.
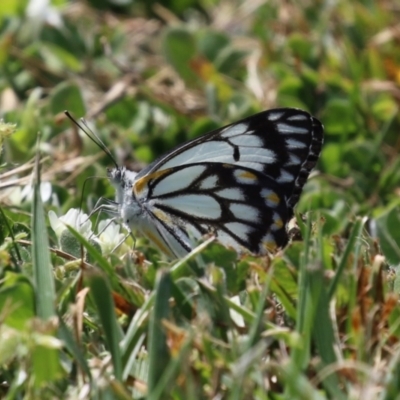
[153, 209, 172, 223]
[272, 215, 284, 230]
[266, 192, 280, 205]
[238, 171, 257, 181]
[133, 169, 171, 196]
[261, 232, 277, 253]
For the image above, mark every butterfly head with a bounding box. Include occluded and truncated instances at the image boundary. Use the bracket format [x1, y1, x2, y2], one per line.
[107, 167, 138, 202]
[107, 166, 124, 186]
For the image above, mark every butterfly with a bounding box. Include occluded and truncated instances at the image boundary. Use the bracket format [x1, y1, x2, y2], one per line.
[69, 108, 323, 258]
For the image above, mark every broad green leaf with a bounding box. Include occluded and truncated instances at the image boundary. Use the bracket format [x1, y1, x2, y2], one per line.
[31, 334, 64, 387]
[50, 81, 86, 117]
[322, 98, 358, 135]
[162, 27, 198, 84]
[0, 272, 35, 330]
[40, 43, 83, 73]
[197, 30, 229, 62]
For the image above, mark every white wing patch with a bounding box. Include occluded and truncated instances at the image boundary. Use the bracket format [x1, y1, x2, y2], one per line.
[216, 230, 242, 251]
[152, 165, 206, 197]
[285, 138, 307, 149]
[267, 111, 284, 121]
[277, 123, 309, 134]
[286, 153, 301, 166]
[239, 148, 277, 164]
[155, 194, 221, 219]
[220, 123, 248, 138]
[229, 203, 259, 221]
[161, 141, 235, 169]
[277, 170, 294, 183]
[224, 222, 252, 242]
[287, 114, 308, 121]
[229, 135, 263, 147]
[199, 174, 219, 190]
[233, 162, 263, 172]
[161, 141, 277, 171]
[216, 188, 246, 201]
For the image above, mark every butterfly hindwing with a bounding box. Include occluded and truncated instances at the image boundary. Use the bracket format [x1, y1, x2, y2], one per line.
[132, 162, 289, 258]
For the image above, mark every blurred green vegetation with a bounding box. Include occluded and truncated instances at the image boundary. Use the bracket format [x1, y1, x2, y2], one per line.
[1, 0, 400, 398]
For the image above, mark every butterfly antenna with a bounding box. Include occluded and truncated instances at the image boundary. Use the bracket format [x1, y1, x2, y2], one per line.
[64, 110, 119, 170]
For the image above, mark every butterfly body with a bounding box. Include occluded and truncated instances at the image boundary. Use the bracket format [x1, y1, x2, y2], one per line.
[108, 108, 323, 258]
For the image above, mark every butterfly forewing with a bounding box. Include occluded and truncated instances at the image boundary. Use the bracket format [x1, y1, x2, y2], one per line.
[111, 108, 323, 257]
[135, 108, 323, 215]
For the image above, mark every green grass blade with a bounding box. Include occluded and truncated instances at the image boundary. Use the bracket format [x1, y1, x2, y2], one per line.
[291, 214, 313, 370]
[147, 269, 172, 397]
[245, 270, 273, 349]
[269, 277, 297, 319]
[58, 318, 92, 380]
[86, 271, 123, 380]
[121, 294, 154, 379]
[148, 334, 193, 400]
[32, 135, 55, 319]
[328, 217, 366, 300]
[309, 255, 344, 399]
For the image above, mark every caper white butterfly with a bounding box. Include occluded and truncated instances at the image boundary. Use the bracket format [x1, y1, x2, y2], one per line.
[69, 108, 323, 258]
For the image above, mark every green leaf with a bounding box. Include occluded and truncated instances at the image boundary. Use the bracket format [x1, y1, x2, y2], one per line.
[287, 33, 314, 62]
[328, 217, 366, 300]
[162, 27, 198, 84]
[59, 228, 83, 258]
[39, 43, 83, 73]
[31, 334, 64, 387]
[0, 272, 35, 330]
[197, 30, 229, 62]
[322, 98, 358, 135]
[50, 81, 86, 117]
